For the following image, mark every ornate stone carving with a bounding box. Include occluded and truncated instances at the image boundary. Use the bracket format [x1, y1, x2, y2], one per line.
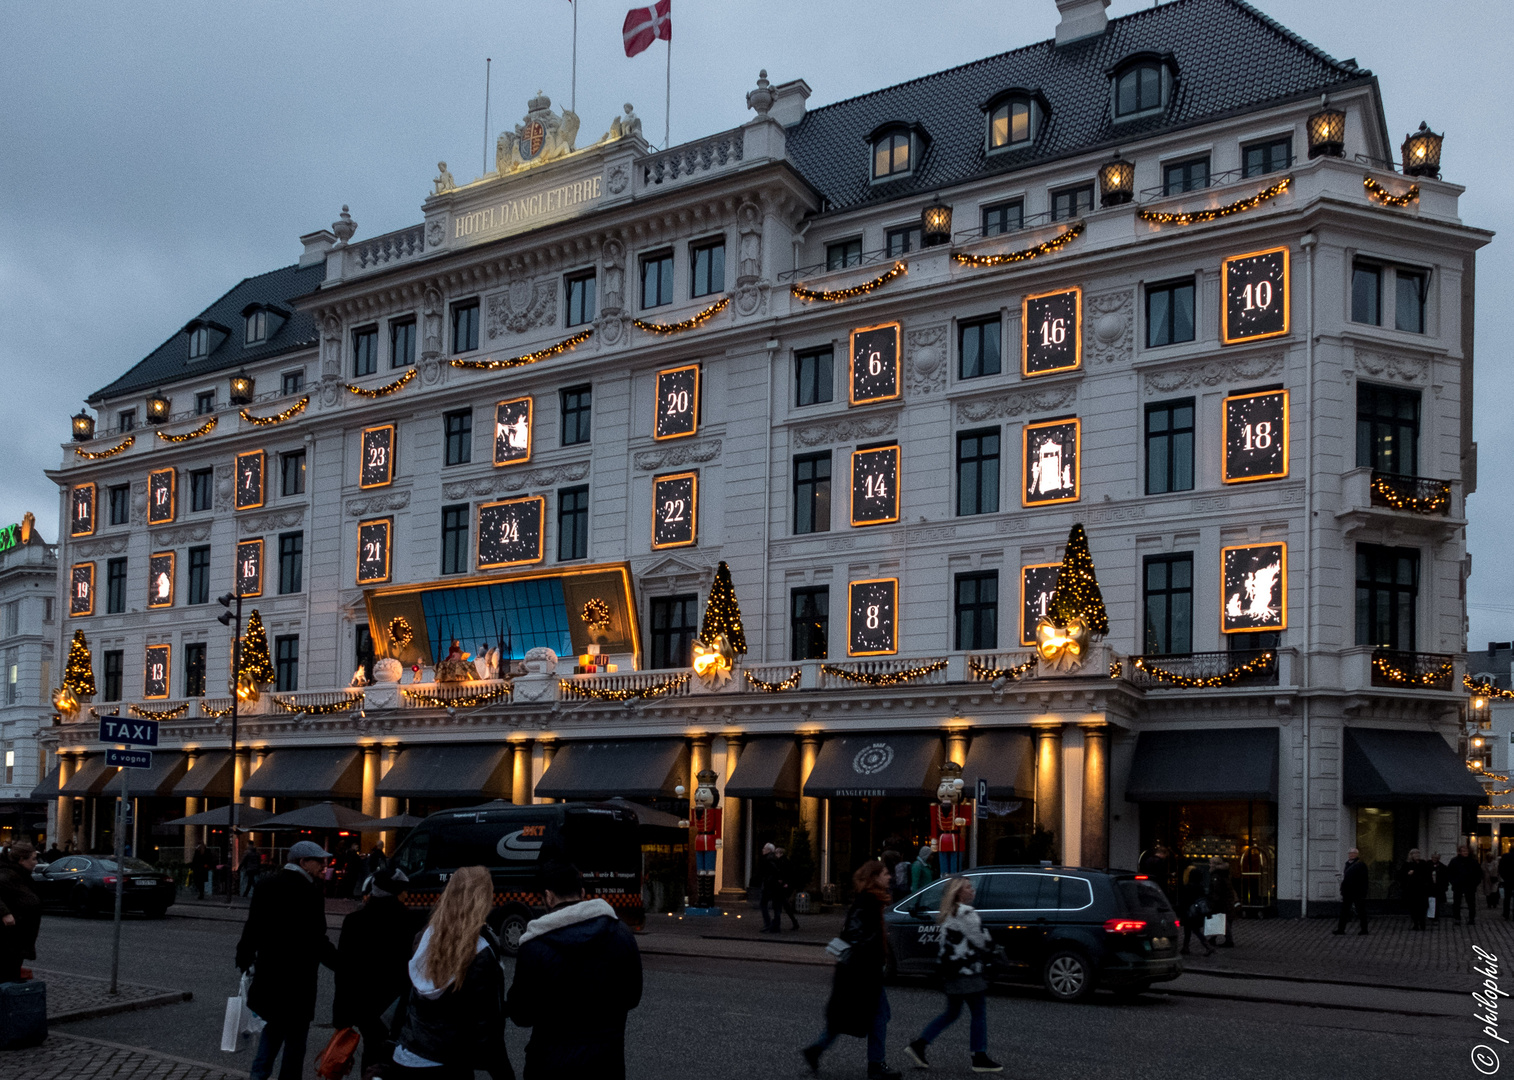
[634, 439, 722, 472]
[607, 164, 630, 195]
[130, 480, 147, 527]
[733, 281, 769, 317]
[239, 507, 307, 535]
[600, 238, 626, 313]
[1142, 352, 1284, 393]
[793, 412, 898, 447]
[345, 491, 412, 517]
[994, 517, 1028, 535]
[1354, 349, 1429, 383]
[607, 103, 642, 141]
[497, 93, 580, 175]
[1090, 505, 1146, 523]
[737, 200, 763, 282]
[214, 464, 235, 512]
[318, 374, 343, 408]
[419, 356, 443, 386]
[908, 525, 957, 543]
[635, 554, 714, 589]
[422, 286, 444, 357]
[1086, 290, 1133, 365]
[954, 385, 1077, 424]
[486, 278, 557, 337]
[426, 218, 445, 248]
[73, 535, 130, 557]
[906, 325, 949, 395]
[595, 313, 627, 346]
[824, 537, 857, 551]
[440, 461, 590, 500]
[321, 314, 343, 377]
[151, 523, 212, 546]
[433, 162, 456, 195]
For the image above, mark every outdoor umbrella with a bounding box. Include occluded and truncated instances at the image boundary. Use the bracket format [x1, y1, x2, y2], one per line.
[366, 813, 425, 830]
[164, 805, 273, 828]
[602, 797, 685, 830]
[254, 802, 377, 831]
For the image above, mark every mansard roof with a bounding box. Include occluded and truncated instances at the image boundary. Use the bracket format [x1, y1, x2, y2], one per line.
[783, 0, 1372, 212]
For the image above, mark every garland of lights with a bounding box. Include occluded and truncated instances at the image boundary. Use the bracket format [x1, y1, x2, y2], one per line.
[75, 436, 135, 460]
[633, 296, 729, 335]
[1132, 652, 1274, 688]
[128, 701, 188, 721]
[1363, 177, 1420, 208]
[952, 222, 1084, 267]
[558, 672, 690, 701]
[1372, 654, 1452, 688]
[967, 657, 1037, 682]
[744, 669, 802, 693]
[1465, 675, 1514, 700]
[387, 616, 414, 649]
[272, 694, 363, 715]
[1370, 474, 1450, 514]
[1137, 177, 1292, 225]
[1109, 660, 1123, 679]
[401, 683, 514, 708]
[199, 699, 235, 718]
[822, 660, 947, 687]
[791, 261, 907, 303]
[347, 368, 417, 398]
[240, 396, 309, 426]
[450, 329, 594, 370]
[156, 416, 218, 442]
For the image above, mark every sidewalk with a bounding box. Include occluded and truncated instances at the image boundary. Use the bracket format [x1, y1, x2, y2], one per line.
[33, 967, 192, 1022]
[4, 1032, 247, 1080]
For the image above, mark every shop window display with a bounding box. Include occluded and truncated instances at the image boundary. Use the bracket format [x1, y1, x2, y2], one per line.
[1139, 800, 1277, 913]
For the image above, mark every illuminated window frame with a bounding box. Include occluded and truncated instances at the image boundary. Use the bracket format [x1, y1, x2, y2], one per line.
[234, 450, 266, 511]
[147, 551, 175, 609]
[147, 468, 177, 526]
[1021, 417, 1082, 507]
[356, 517, 393, 585]
[849, 445, 902, 527]
[70, 563, 95, 617]
[653, 364, 701, 441]
[1021, 286, 1083, 377]
[143, 644, 172, 700]
[650, 471, 699, 550]
[1219, 542, 1288, 634]
[847, 577, 899, 657]
[1019, 563, 1061, 646]
[359, 424, 397, 489]
[475, 495, 547, 570]
[848, 321, 903, 406]
[235, 538, 264, 599]
[493, 397, 533, 467]
[1221, 390, 1290, 484]
[70, 483, 96, 538]
[1221, 246, 1291, 346]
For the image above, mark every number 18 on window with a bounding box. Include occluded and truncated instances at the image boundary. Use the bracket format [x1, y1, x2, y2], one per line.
[1223, 389, 1288, 482]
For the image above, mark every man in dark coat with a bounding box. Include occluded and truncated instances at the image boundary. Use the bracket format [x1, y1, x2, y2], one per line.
[1448, 843, 1484, 925]
[1498, 847, 1514, 921]
[756, 843, 780, 932]
[333, 868, 412, 1075]
[190, 842, 211, 899]
[1400, 849, 1433, 930]
[1139, 843, 1174, 903]
[236, 841, 339, 1080]
[1333, 847, 1369, 935]
[507, 861, 642, 1080]
[0, 842, 42, 982]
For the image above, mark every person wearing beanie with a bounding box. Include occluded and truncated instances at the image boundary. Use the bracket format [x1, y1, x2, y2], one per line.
[334, 867, 413, 1075]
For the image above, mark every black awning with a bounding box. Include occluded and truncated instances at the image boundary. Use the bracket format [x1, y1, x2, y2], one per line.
[59, 755, 117, 795]
[28, 765, 62, 801]
[102, 752, 189, 797]
[241, 748, 363, 800]
[1344, 727, 1488, 806]
[961, 730, 1036, 800]
[803, 734, 944, 799]
[533, 739, 688, 800]
[1125, 728, 1279, 802]
[725, 739, 801, 799]
[172, 751, 233, 798]
[377, 744, 513, 800]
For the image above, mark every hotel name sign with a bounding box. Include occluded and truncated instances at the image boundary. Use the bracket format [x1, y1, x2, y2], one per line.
[449, 172, 604, 248]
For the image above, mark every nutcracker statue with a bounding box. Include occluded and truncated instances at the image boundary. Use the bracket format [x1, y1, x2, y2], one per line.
[691, 768, 723, 909]
[932, 760, 968, 876]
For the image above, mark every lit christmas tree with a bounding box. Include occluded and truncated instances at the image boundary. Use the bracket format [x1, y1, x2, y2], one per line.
[62, 629, 95, 698]
[1048, 523, 1108, 637]
[699, 561, 747, 655]
[238, 609, 276, 685]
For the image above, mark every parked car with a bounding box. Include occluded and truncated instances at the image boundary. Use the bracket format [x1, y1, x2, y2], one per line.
[31, 855, 176, 918]
[885, 865, 1182, 1002]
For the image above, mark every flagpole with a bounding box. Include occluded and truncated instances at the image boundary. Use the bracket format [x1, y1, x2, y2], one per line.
[483, 58, 492, 177]
[571, 1, 578, 114]
[664, 32, 671, 149]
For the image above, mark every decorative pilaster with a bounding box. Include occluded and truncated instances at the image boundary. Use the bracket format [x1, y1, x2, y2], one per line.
[719, 735, 745, 899]
[512, 740, 534, 806]
[1081, 724, 1109, 869]
[1035, 725, 1064, 860]
[800, 734, 823, 888]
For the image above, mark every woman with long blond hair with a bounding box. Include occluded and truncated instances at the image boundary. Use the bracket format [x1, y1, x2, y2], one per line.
[391, 865, 512, 1079]
[905, 875, 1001, 1073]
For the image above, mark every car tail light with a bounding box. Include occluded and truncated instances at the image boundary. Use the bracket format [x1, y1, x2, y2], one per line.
[1104, 918, 1147, 934]
[101, 875, 118, 886]
[1134, 874, 1149, 880]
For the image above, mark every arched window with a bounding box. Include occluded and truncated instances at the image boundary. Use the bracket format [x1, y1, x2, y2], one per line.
[989, 99, 1032, 149]
[188, 326, 209, 359]
[872, 131, 912, 179]
[245, 309, 268, 345]
[1114, 63, 1164, 117]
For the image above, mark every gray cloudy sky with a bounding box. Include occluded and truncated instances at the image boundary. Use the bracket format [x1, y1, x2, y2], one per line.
[2, 0, 1510, 642]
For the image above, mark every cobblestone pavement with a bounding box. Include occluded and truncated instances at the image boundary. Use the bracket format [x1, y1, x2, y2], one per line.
[0, 1032, 247, 1080]
[32, 968, 191, 1021]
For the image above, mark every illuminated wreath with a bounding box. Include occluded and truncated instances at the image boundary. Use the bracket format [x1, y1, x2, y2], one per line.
[582, 598, 612, 632]
[387, 616, 414, 649]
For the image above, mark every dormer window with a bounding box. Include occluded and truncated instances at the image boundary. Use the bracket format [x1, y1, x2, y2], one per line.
[1110, 55, 1175, 120]
[984, 91, 1045, 152]
[873, 132, 911, 179]
[188, 326, 209, 359]
[245, 309, 268, 345]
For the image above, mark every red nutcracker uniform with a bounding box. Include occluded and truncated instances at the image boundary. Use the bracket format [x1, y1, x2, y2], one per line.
[932, 801, 963, 875]
[693, 805, 722, 873]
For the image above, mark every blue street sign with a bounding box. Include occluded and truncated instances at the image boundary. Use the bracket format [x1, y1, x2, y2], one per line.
[99, 716, 158, 747]
[106, 747, 152, 770]
[976, 778, 988, 820]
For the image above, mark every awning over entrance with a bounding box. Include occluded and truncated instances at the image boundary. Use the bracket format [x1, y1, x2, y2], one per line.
[1344, 727, 1487, 806]
[1125, 728, 1279, 802]
[533, 739, 688, 801]
[102, 752, 188, 797]
[961, 730, 1036, 800]
[377, 744, 513, 800]
[725, 739, 801, 799]
[242, 748, 363, 800]
[172, 752, 233, 798]
[28, 765, 61, 801]
[803, 734, 944, 799]
[59, 755, 116, 796]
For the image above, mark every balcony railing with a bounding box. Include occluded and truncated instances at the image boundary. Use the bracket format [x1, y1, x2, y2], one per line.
[819, 657, 950, 690]
[1370, 649, 1456, 691]
[1126, 650, 1278, 689]
[1370, 471, 1452, 516]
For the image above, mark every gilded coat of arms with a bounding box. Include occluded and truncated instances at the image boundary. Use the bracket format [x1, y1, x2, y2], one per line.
[496, 92, 580, 175]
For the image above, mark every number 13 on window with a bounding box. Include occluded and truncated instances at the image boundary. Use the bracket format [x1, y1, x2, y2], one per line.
[1222, 247, 1289, 344]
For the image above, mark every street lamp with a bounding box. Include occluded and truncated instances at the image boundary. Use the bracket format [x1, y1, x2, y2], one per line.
[1401, 121, 1443, 179]
[228, 371, 255, 406]
[920, 197, 953, 247]
[1098, 153, 1136, 207]
[145, 391, 172, 425]
[1306, 104, 1347, 158]
[217, 590, 245, 903]
[71, 409, 95, 442]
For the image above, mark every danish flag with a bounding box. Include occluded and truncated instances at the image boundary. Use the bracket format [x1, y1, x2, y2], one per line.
[623, 0, 671, 58]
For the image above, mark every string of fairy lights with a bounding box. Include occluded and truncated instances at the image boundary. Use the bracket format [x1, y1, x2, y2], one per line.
[199, 700, 235, 718]
[633, 296, 729, 335]
[558, 673, 690, 701]
[128, 701, 188, 720]
[1372, 653, 1453, 688]
[822, 660, 947, 687]
[1363, 176, 1420, 208]
[1132, 652, 1275, 688]
[272, 695, 364, 715]
[1136, 177, 1292, 225]
[791, 261, 907, 303]
[967, 657, 1037, 682]
[743, 669, 802, 693]
[450, 329, 594, 371]
[401, 683, 514, 708]
[347, 368, 416, 398]
[952, 222, 1084, 268]
[1370, 475, 1450, 514]
[155, 416, 218, 442]
[240, 396, 309, 426]
[75, 436, 134, 460]
[1466, 675, 1514, 700]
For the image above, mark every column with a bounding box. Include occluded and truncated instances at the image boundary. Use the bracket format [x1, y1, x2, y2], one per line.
[1081, 724, 1109, 869]
[800, 734, 822, 889]
[380, 744, 402, 854]
[1035, 725, 1064, 861]
[511, 740, 534, 806]
[946, 729, 971, 868]
[183, 751, 198, 860]
[538, 741, 558, 804]
[56, 753, 75, 851]
[719, 735, 745, 900]
[361, 744, 381, 849]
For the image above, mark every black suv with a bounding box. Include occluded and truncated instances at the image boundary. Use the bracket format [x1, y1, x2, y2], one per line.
[884, 866, 1181, 1002]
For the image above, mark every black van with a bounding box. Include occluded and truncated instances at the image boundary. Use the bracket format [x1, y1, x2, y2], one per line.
[390, 801, 644, 954]
[884, 866, 1182, 1002]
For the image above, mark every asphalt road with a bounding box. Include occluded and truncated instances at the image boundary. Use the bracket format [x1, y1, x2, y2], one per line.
[32, 910, 1471, 1080]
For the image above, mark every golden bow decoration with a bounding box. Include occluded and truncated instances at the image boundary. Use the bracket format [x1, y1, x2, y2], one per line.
[691, 635, 736, 686]
[1035, 618, 1090, 672]
[233, 672, 262, 705]
[52, 686, 79, 722]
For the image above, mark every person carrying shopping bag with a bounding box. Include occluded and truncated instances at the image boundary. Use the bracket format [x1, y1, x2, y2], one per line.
[905, 876, 1003, 1073]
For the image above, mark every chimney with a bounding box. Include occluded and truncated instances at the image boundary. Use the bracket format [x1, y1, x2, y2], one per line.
[299, 229, 336, 268]
[1055, 0, 1110, 45]
[768, 78, 813, 127]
